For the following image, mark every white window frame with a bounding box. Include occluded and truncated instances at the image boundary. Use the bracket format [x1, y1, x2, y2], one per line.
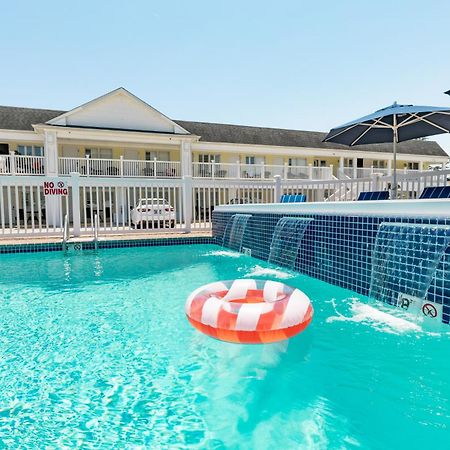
[199, 154, 220, 163]
[17, 145, 44, 157]
[85, 148, 112, 159]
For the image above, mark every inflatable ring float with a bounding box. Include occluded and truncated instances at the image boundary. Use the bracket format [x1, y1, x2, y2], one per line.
[185, 279, 313, 344]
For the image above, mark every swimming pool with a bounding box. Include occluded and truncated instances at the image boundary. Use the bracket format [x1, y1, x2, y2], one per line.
[0, 244, 449, 448]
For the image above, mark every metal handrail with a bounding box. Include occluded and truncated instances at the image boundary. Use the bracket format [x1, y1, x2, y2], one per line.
[62, 214, 69, 246]
[94, 214, 99, 250]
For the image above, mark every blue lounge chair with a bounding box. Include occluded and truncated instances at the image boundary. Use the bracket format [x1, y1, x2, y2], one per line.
[357, 191, 390, 201]
[280, 194, 306, 203]
[419, 186, 450, 199]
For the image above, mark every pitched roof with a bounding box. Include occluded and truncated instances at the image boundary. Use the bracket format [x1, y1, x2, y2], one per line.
[0, 105, 447, 157]
[175, 120, 448, 157]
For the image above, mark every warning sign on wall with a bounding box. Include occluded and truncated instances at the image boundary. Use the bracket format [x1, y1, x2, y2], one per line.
[43, 180, 68, 196]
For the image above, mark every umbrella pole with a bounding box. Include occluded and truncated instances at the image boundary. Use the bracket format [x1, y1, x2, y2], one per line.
[392, 116, 398, 200]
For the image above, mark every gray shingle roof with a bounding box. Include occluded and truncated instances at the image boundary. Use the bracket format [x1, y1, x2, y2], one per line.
[0, 106, 65, 131]
[175, 120, 448, 157]
[0, 105, 447, 157]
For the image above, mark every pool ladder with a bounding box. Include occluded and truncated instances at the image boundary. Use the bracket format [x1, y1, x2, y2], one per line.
[62, 214, 99, 251]
[93, 213, 99, 251]
[62, 214, 69, 250]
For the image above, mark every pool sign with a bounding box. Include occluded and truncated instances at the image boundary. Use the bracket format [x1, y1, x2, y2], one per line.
[43, 180, 68, 196]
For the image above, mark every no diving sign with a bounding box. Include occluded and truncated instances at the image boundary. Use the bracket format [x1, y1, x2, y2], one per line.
[421, 303, 438, 318]
[43, 180, 68, 196]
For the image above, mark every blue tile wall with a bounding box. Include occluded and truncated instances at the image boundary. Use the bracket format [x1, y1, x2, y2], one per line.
[0, 236, 214, 254]
[213, 210, 450, 325]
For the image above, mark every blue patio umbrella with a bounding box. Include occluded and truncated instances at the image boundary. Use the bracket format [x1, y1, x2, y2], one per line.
[323, 102, 450, 198]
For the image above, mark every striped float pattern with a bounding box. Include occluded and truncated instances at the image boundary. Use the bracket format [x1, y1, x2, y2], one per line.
[185, 279, 313, 343]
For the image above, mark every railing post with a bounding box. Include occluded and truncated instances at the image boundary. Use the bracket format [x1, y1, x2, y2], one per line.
[308, 163, 313, 179]
[9, 151, 16, 175]
[236, 159, 241, 179]
[182, 175, 192, 233]
[119, 155, 124, 177]
[70, 172, 81, 237]
[86, 155, 90, 176]
[153, 157, 157, 178]
[329, 164, 333, 179]
[274, 175, 282, 202]
[370, 166, 374, 176]
[261, 162, 265, 179]
[371, 173, 380, 192]
[211, 159, 215, 179]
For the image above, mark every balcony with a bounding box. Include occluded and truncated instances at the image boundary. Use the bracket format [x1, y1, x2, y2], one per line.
[0, 155, 426, 181]
[0, 154, 45, 176]
[192, 162, 333, 180]
[58, 157, 181, 178]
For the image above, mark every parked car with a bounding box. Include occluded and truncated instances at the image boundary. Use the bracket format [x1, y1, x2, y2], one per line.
[131, 198, 176, 229]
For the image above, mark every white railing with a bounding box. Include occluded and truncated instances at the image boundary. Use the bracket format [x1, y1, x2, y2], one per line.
[341, 166, 424, 179]
[0, 169, 448, 236]
[0, 154, 45, 176]
[124, 159, 181, 178]
[192, 162, 332, 180]
[58, 157, 181, 178]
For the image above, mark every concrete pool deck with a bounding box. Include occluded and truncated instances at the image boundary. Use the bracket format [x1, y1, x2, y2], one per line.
[0, 230, 213, 246]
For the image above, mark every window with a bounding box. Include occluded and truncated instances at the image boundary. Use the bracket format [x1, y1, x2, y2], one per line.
[288, 158, 307, 167]
[313, 159, 327, 167]
[198, 154, 220, 163]
[372, 160, 386, 169]
[344, 158, 353, 167]
[406, 162, 419, 170]
[17, 145, 43, 156]
[146, 151, 170, 161]
[245, 156, 255, 165]
[85, 148, 112, 159]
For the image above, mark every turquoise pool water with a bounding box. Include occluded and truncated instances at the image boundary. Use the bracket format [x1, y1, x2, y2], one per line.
[0, 244, 449, 448]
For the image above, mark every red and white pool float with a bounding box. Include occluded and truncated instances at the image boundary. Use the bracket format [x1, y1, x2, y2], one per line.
[185, 279, 313, 344]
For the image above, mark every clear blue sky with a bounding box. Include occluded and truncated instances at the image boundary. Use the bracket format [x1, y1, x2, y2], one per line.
[1, 0, 449, 155]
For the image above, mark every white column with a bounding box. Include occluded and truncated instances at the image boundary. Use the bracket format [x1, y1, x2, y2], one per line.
[418, 161, 423, 171]
[339, 156, 344, 177]
[180, 141, 192, 177]
[182, 175, 192, 232]
[387, 159, 392, 176]
[70, 172, 81, 236]
[352, 157, 357, 178]
[273, 175, 282, 202]
[44, 130, 62, 227]
[44, 130, 58, 176]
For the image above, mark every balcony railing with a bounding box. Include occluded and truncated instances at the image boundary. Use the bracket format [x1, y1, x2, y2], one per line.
[0, 154, 45, 175]
[58, 157, 181, 178]
[0, 155, 430, 181]
[340, 166, 418, 179]
[192, 162, 333, 180]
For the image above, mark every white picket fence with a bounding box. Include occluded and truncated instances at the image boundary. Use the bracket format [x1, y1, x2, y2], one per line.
[0, 169, 448, 237]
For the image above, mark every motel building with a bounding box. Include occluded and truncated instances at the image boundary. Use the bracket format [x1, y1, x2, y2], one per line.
[0, 87, 447, 231]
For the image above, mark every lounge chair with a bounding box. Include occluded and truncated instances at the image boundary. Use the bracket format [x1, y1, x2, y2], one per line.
[419, 186, 450, 199]
[280, 194, 307, 203]
[357, 191, 390, 201]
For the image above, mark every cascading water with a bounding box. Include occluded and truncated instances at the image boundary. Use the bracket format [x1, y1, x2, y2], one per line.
[369, 222, 450, 306]
[268, 217, 313, 269]
[222, 214, 252, 251]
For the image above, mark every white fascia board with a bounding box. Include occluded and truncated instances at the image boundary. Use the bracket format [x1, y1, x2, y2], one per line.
[0, 129, 44, 143]
[191, 140, 446, 162]
[33, 124, 199, 145]
[214, 199, 450, 218]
